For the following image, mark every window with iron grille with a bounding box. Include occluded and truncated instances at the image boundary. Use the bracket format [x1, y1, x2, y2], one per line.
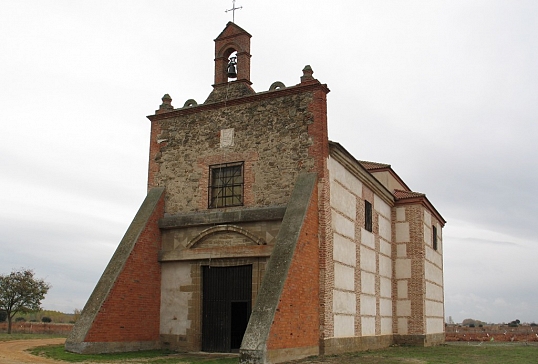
[433, 225, 438, 250]
[365, 200, 373, 232]
[208, 162, 244, 208]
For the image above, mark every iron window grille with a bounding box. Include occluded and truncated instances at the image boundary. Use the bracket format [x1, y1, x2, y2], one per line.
[365, 200, 373, 232]
[208, 162, 244, 208]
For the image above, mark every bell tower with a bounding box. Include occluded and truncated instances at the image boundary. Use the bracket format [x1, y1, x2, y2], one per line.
[213, 22, 252, 86]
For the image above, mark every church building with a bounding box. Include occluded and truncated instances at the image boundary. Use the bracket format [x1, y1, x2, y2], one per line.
[66, 23, 446, 363]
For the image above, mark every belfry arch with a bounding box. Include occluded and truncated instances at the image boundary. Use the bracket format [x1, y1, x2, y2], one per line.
[213, 22, 252, 85]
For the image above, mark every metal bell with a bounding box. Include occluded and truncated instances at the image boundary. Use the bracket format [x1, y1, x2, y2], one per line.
[227, 57, 237, 79]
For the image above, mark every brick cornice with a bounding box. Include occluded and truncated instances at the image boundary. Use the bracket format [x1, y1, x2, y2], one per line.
[395, 196, 447, 226]
[329, 142, 395, 206]
[369, 168, 412, 192]
[147, 81, 330, 122]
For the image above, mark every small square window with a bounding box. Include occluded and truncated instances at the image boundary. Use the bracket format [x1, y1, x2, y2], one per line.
[433, 225, 438, 250]
[365, 200, 373, 232]
[208, 162, 244, 208]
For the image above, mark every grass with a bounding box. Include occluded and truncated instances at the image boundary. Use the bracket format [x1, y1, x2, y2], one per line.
[27, 342, 538, 363]
[300, 343, 538, 364]
[30, 344, 239, 363]
[0, 333, 67, 341]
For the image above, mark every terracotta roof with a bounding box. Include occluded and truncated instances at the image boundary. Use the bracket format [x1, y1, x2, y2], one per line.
[359, 160, 391, 171]
[394, 189, 425, 200]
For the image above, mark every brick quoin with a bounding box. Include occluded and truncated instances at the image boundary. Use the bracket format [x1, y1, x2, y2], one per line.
[307, 88, 329, 178]
[85, 194, 164, 343]
[148, 118, 163, 190]
[317, 176, 332, 341]
[267, 187, 320, 350]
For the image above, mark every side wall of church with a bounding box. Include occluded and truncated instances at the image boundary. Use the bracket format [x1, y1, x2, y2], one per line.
[393, 204, 444, 345]
[423, 210, 444, 336]
[321, 156, 394, 355]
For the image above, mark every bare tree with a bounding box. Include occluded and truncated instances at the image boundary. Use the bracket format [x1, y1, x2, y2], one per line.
[0, 269, 51, 334]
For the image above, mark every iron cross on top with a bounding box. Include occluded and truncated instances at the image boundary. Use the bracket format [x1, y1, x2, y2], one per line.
[225, 0, 242, 23]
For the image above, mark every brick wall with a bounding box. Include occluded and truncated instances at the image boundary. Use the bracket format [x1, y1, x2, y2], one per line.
[84, 193, 164, 343]
[0, 322, 73, 335]
[266, 183, 320, 351]
[423, 210, 444, 334]
[393, 202, 445, 338]
[400, 204, 425, 335]
[147, 116, 163, 191]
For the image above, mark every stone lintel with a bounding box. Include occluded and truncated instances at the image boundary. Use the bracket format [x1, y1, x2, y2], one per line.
[159, 206, 287, 230]
[159, 245, 273, 262]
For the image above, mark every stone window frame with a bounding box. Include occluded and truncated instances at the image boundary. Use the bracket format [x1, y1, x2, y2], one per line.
[208, 162, 244, 208]
[365, 200, 373, 232]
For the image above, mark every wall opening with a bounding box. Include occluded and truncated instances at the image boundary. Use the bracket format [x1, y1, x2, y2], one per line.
[202, 265, 252, 352]
[230, 301, 249, 351]
[227, 51, 238, 80]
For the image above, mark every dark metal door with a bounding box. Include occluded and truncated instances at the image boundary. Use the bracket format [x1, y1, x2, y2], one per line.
[202, 265, 252, 352]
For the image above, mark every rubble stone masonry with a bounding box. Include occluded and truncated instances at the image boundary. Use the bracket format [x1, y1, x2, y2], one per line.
[147, 82, 329, 215]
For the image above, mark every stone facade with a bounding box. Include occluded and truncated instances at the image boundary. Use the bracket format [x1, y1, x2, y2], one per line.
[66, 22, 446, 363]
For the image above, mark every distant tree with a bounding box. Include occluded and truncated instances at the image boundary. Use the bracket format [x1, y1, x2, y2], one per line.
[72, 308, 82, 323]
[41, 316, 52, 323]
[508, 319, 521, 327]
[0, 269, 51, 334]
[462, 318, 475, 326]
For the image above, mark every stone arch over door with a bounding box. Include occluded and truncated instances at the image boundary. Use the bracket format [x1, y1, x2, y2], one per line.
[187, 225, 266, 249]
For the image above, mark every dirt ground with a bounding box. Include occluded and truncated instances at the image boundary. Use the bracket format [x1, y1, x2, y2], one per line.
[0, 338, 240, 364]
[0, 338, 66, 364]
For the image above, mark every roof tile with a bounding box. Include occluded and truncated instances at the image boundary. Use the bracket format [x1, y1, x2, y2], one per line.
[394, 189, 425, 200]
[359, 160, 390, 170]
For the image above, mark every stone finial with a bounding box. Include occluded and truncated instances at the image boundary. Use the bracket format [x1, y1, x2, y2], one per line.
[157, 94, 174, 113]
[300, 65, 314, 83]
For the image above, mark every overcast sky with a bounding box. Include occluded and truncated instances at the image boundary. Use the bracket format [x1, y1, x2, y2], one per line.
[1, 1, 537, 325]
